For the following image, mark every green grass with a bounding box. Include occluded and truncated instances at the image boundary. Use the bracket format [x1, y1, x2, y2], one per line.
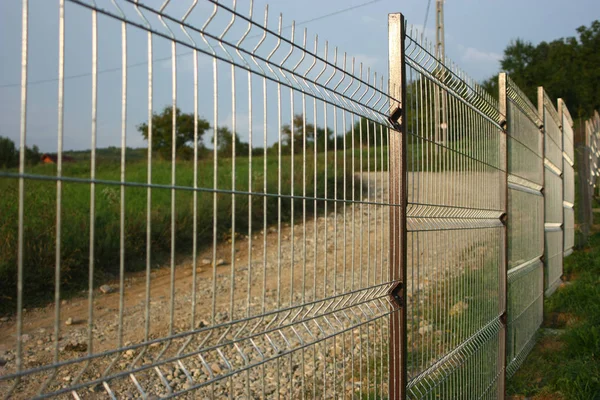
[0, 150, 358, 313]
[507, 232, 600, 400]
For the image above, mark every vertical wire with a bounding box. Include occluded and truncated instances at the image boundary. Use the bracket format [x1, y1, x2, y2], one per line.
[312, 94, 318, 400]
[228, 52, 236, 400]
[245, 60, 253, 400]
[191, 49, 198, 330]
[332, 102, 338, 399]
[211, 55, 218, 325]
[261, 66, 268, 400]
[350, 110, 356, 396]
[276, 76, 282, 400]
[144, 31, 153, 343]
[118, 13, 128, 355]
[342, 108, 348, 398]
[229, 61, 236, 325]
[14, 0, 29, 393]
[290, 88, 295, 310]
[169, 40, 177, 337]
[322, 90, 329, 399]
[358, 74, 364, 398]
[301, 88, 307, 400]
[53, 0, 65, 368]
[210, 44, 218, 400]
[87, 6, 98, 359]
[289, 86, 295, 398]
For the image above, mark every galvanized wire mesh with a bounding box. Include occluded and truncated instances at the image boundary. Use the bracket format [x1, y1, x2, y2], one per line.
[559, 99, 575, 256]
[1, 1, 397, 398]
[401, 25, 504, 399]
[579, 112, 600, 244]
[500, 75, 544, 377]
[539, 89, 563, 297]
[0, 3, 589, 399]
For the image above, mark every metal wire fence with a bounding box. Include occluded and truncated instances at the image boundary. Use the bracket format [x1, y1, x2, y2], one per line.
[578, 112, 600, 243]
[0, 3, 583, 399]
[500, 75, 544, 378]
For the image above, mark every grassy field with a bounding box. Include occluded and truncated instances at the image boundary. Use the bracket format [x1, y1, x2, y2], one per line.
[0, 149, 365, 312]
[507, 231, 600, 399]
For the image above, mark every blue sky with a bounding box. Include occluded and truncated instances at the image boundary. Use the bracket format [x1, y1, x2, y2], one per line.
[1, 0, 599, 152]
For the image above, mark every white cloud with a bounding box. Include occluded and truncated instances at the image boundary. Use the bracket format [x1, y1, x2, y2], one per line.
[460, 47, 502, 64]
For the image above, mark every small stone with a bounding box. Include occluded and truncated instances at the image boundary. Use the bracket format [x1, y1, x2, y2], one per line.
[210, 363, 222, 374]
[64, 343, 87, 352]
[216, 259, 227, 266]
[61, 300, 68, 306]
[99, 284, 114, 294]
[89, 385, 101, 393]
[37, 339, 44, 345]
[63, 376, 71, 382]
[201, 258, 211, 265]
[125, 349, 135, 358]
[197, 320, 209, 329]
[20, 334, 31, 343]
[65, 317, 73, 326]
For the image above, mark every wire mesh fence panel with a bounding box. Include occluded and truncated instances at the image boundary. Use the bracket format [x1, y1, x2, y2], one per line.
[559, 99, 575, 256]
[0, 1, 398, 398]
[400, 24, 504, 399]
[2, 2, 596, 399]
[499, 75, 545, 377]
[539, 88, 563, 297]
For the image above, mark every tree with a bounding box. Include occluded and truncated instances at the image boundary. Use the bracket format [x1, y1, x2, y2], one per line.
[483, 20, 600, 120]
[344, 117, 388, 148]
[280, 114, 334, 154]
[25, 145, 40, 166]
[212, 126, 249, 158]
[137, 106, 210, 160]
[0, 136, 18, 169]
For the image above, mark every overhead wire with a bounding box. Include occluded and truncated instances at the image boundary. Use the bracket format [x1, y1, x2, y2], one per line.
[422, 0, 432, 40]
[0, 0, 384, 89]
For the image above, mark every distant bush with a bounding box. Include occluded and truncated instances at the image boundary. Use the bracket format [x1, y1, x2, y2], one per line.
[0, 136, 41, 168]
[0, 136, 18, 169]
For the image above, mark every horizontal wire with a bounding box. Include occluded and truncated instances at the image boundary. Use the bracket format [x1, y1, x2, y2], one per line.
[0, 171, 399, 207]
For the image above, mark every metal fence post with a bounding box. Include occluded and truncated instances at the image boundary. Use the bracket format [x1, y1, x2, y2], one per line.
[388, 12, 407, 400]
[497, 72, 508, 399]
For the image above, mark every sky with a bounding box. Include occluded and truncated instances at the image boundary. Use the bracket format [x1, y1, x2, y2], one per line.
[0, 0, 599, 153]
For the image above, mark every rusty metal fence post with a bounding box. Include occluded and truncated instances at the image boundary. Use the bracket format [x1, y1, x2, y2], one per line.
[388, 13, 408, 400]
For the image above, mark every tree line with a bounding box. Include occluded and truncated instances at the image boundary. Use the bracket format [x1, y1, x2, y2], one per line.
[137, 106, 388, 160]
[0, 136, 41, 168]
[482, 20, 600, 121]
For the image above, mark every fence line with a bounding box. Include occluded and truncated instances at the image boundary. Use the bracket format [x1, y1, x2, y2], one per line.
[578, 112, 600, 243]
[0, 3, 590, 399]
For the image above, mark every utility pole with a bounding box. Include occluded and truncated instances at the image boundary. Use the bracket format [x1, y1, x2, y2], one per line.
[434, 0, 447, 146]
[435, 0, 445, 61]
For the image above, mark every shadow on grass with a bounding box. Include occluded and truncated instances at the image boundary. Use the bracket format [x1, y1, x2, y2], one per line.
[507, 232, 600, 399]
